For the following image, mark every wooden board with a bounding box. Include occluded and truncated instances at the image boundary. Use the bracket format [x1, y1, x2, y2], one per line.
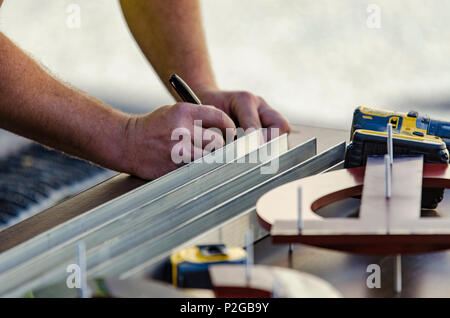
[360, 156, 422, 235]
[256, 161, 450, 254]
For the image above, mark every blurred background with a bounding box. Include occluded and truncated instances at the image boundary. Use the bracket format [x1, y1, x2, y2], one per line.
[0, 0, 450, 227]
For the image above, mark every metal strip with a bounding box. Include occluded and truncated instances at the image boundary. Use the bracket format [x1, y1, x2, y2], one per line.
[1, 142, 345, 297]
[83, 139, 317, 271]
[0, 130, 263, 271]
[321, 161, 345, 173]
[0, 134, 293, 274]
[0, 137, 317, 296]
[130, 207, 266, 281]
[90, 142, 346, 279]
[0, 136, 318, 296]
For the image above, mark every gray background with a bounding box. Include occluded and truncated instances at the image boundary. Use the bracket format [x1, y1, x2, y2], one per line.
[1, 0, 450, 153]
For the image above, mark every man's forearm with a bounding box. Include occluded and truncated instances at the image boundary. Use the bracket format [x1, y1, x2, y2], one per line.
[0, 33, 130, 171]
[120, 0, 217, 99]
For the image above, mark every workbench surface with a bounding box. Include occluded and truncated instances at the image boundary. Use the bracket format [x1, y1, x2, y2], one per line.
[1, 124, 449, 297]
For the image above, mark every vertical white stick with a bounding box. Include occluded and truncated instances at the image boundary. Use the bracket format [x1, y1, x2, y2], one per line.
[384, 154, 392, 199]
[77, 241, 90, 298]
[245, 229, 254, 284]
[297, 186, 303, 230]
[395, 254, 402, 293]
[272, 277, 281, 298]
[387, 123, 393, 165]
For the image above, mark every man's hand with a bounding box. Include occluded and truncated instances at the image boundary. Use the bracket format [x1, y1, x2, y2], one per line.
[122, 103, 236, 180]
[196, 88, 291, 140]
[0, 31, 237, 181]
[120, 0, 290, 141]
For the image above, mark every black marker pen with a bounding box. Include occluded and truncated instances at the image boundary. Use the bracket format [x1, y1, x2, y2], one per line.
[169, 74, 202, 105]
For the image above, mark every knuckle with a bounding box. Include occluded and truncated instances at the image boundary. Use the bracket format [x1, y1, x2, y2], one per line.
[171, 116, 184, 129]
[237, 91, 255, 104]
[203, 105, 217, 113]
[257, 96, 269, 108]
[173, 102, 192, 115]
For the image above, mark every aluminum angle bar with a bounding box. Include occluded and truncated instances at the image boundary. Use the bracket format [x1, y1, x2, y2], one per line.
[0, 137, 316, 296]
[0, 130, 263, 271]
[80, 140, 318, 273]
[0, 134, 294, 279]
[2, 141, 344, 297]
[87, 142, 346, 279]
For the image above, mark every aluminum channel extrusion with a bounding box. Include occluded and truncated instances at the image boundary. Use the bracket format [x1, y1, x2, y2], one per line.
[0, 131, 264, 271]
[89, 142, 346, 280]
[0, 135, 319, 296]
[0, 135, 294, 278]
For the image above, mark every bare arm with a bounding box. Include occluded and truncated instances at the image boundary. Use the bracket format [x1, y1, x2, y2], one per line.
[0, 32, 232, 179]
[120, 0, 291, 136]
[0, 32, 129, 171]
[119, 0, 216, 97]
